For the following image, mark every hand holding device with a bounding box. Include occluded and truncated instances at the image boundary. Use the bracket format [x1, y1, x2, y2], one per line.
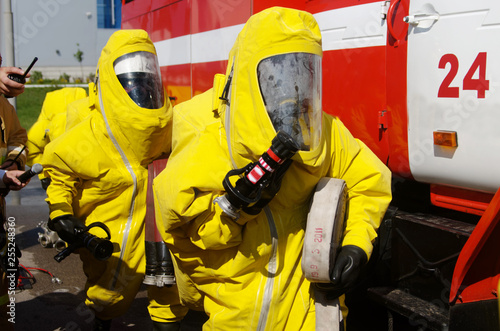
[327, 245, 367, 298]
[8, 57, 38, 84]
[214, 131, 300, 219]
[49, 216, 115, 262]
[17, 163, 43, 183]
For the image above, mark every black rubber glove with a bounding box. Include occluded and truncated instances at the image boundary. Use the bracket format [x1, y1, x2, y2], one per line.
[48, 215, 86, 245]
[242, 159, 293, 215]
[327, 245, 367, 298]
[40, 177, 51, 191]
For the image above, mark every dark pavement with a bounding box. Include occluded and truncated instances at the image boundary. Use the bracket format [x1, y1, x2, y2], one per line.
[6, 177, 206, 330]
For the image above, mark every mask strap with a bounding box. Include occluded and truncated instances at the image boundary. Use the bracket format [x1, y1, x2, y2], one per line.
[219, 76, 232, 102]
[219, 63, 234, 102]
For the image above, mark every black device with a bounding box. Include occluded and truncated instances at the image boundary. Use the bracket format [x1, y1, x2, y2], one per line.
[54, 222, 114, 262]
[8, 57, 38, 84]
[144, 240, 176, 287]
[17, 163, 43, 183]
[214, 131, 300, 219]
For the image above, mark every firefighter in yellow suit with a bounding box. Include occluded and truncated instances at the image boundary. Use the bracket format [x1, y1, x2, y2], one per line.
[65, 96, 93, 132]
[43, 30, 188, 330]
[26, 87, 87, 189]
[153, 7, 392, 331]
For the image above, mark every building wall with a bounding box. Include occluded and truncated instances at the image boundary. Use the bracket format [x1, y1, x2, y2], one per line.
[2, 0, 120, 81]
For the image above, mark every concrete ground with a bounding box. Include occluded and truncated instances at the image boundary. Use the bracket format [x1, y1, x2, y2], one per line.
[5, 177, 206, 330]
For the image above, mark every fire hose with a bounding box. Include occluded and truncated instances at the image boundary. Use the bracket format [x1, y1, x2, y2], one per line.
[302, 177, 347, 331]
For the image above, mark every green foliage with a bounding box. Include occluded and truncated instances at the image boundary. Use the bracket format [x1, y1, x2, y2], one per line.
[29, 71, 43, 84]
[87, 72, 96, 83]
[59, 73, 70, 83]
[16, 86, 60, 130]
[16, 86, 89, 130]
[74, 43, 84, 63]
[74, 43, 85, 80]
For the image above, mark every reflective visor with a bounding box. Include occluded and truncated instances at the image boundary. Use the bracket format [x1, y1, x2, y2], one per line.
[114, 51, 164, 109]
[258, 53, 322, 151]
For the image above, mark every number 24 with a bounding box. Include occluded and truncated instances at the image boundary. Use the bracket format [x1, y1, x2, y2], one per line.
[438, 52, 489, 99]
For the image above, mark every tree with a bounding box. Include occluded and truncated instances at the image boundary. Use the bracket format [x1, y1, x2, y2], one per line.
[74, 43, 84, 82]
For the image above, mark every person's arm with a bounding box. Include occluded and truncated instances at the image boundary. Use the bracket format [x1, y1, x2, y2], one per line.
[1, 100, 28, 170]
[0, 169, 28, 190]
[44, 149, 81, 219]
[26, 100, 51, 167]
[26, 119, 48, 167]
[0, 66, 27, 98]
[44, 153, 86, 243]
[327, 117, 392, 258]
[153, 155, 252, 251]
[326, 117, 392, 297]
[0, 169, 5, 188]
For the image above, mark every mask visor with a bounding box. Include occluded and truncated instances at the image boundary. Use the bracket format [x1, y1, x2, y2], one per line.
[114, 51, 164, 109]
[258, 53, 322, 151]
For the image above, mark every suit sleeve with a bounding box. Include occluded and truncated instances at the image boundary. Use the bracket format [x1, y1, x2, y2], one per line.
[328, 117, 392, 259]
[43, 120, 99, 220]
[43, 140, 83, 219]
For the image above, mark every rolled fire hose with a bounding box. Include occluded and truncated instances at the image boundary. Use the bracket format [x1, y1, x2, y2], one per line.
[302, 177, 347, 331]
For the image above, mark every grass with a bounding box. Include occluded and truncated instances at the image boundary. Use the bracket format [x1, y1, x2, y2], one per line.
[16, 86, 88, 131]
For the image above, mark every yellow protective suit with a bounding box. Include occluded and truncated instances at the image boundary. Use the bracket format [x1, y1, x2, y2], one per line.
[0, 96, 27, 169]
[65, 96, 92, 131]
[26, 87, 87, 167]
[43, 30, 188, 322]
[153, 7, 392, 331]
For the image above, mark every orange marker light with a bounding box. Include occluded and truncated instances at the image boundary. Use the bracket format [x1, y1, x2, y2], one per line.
[433, 130, 458, 147]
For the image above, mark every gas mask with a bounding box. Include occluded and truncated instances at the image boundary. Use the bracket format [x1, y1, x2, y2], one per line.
[114, 51, 164, 109]
[258, 52, 322, 151]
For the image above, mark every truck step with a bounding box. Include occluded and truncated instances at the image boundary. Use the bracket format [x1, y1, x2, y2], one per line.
[367, 286, 449, 331]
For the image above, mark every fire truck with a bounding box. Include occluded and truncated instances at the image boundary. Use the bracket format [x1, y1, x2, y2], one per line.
[121, 0, 500, 329]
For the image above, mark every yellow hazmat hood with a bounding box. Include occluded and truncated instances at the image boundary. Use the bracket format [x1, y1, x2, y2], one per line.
[94, 29, 172, 166]
[219, 7, 322, 168]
